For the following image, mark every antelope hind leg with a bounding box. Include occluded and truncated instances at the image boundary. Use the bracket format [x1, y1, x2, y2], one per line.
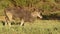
[20, 19, 24, 26]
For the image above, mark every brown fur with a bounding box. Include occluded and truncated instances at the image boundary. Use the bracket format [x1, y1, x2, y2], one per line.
[4, 6, 42, 26]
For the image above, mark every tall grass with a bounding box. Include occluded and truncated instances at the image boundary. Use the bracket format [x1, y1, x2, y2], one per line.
[0, 20, 60, 34]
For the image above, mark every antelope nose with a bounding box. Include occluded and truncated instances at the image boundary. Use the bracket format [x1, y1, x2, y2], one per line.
[40, 16, 43, 18]
[39, 15, 43, 19]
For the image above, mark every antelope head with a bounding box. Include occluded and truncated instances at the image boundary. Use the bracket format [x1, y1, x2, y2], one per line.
[31, 11, 43, 19]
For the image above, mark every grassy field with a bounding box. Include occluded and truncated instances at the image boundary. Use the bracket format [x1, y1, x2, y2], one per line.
[0, 0, 60, 34]
[0, 20, 60, 34]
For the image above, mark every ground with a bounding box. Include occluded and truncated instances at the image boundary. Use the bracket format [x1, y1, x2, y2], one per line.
[0, 20, 60, 34]
[0, 0, 60, 34]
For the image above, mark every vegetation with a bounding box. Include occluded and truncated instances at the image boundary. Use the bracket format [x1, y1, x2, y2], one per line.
[0, 20, 60, 34]
[0, 0, 60, 34]
[0, 0, 60, 16]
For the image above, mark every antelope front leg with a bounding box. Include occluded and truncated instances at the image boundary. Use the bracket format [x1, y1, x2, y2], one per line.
[5, 21, 8, 26]
[8, 22, 11, 27]
[20, 19, 24, 26]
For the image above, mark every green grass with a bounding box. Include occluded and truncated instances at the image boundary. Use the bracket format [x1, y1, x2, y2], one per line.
[0, 0, 60, 16]
[0, 20, 60, 34]
[0, 0, 60, 34]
